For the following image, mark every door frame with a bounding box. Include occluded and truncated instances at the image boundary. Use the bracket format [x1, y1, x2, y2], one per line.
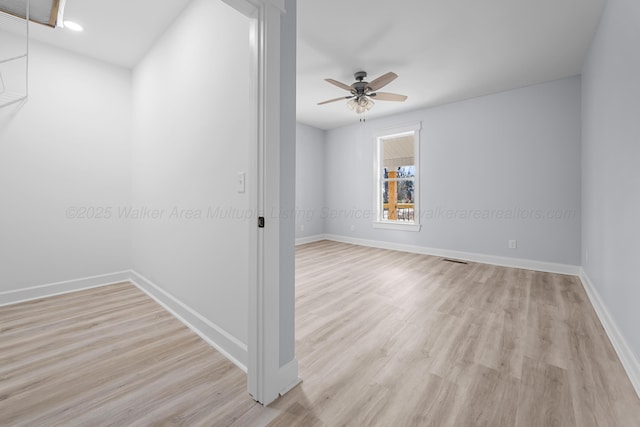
[221, 0, 297, 405]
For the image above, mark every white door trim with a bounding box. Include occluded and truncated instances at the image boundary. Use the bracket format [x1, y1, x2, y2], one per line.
[221, 0, 294, 405]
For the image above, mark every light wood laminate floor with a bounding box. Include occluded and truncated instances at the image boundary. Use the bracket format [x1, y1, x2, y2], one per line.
[1, 240, 639, 426]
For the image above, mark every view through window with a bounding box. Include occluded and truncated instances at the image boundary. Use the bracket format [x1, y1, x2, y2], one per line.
[374, 122, 421, 231]
[381, 135, 415, 221]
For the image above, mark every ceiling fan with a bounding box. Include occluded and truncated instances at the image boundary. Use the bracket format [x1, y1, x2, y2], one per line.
[318, 71, 408, 114]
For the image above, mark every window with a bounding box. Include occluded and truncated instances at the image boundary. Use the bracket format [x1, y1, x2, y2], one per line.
[373, 122, 421, 231]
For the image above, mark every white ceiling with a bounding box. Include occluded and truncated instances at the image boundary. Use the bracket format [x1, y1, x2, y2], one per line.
[297, 0, 606, 130]
[27, 0, 191, 68]
[5, 0, 606, 129]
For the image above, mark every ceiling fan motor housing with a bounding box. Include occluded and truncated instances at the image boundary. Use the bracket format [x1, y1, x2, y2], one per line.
[353, 71, 369, 95]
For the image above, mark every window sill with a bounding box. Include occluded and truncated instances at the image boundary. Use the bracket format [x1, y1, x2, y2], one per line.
[372, 221, 422, 232]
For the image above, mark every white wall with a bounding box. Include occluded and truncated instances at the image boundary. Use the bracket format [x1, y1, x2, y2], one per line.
[0, 39, 132, 291]
[582, 0, 640, 364]
[295, 122, 325, 240]
[323, 77, 582, 266]
[131, 0, 251, 364]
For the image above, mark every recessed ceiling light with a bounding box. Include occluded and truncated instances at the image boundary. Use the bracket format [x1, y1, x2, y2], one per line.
[63, 21, 84, 32]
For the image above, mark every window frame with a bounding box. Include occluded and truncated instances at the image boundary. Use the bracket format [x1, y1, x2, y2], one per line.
[373, 122, 422, 232]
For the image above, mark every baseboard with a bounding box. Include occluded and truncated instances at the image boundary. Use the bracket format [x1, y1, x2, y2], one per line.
[295, 234, 327, 245]
[0, 271, 132, 307]
[129, 271, 248, 373]
[278, 358, 302, 396]
[579, 270, 640, 399]
[324, 234, 580, 276]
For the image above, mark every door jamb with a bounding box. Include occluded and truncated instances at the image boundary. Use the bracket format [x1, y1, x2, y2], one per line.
[221, 0, 291, 405]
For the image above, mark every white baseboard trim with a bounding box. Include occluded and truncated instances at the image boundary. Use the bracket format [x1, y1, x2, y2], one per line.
[579, 270, 640, 399]
[0, 271, 132, 307]
[128, 271, 248, 373]
[295, 234, 327, 245]
[324, 234, 580, 276]
[278, 358, 302, 397]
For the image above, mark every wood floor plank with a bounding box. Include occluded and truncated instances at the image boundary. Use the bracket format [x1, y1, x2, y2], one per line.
[451, 362, 520, 427]
[515, 356, 576, 427]
[1, 240, 639, 426]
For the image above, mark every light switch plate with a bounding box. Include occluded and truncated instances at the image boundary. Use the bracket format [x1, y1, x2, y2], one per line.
[237, 172, 246, 193]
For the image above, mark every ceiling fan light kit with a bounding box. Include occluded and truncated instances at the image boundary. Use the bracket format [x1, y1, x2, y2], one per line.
[318, 70, 408, 116]
[347, 96, 374, 114]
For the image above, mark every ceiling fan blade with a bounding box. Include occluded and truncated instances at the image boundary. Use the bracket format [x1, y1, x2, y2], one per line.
[325, 78, 354, 92]
[318, 96, 352, 105]
[367, 72, 398, 92]
[370, 92, 407, 102]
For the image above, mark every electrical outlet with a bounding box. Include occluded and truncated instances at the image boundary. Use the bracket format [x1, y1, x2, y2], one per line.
[300, 224, 305, 232]
[350, 225, 356, 232]
[509, 240, 517, 249]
